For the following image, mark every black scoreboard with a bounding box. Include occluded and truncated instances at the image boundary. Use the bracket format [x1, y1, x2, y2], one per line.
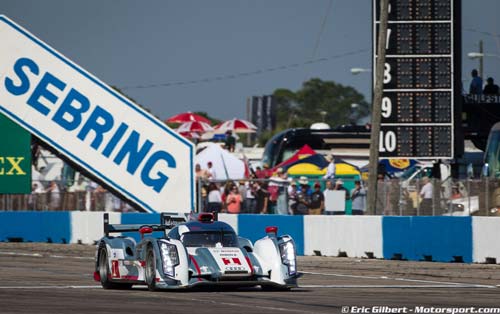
[373, 0, 460, 159]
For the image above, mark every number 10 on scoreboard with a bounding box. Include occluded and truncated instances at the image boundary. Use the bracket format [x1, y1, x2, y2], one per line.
[373, 0, 459, 159]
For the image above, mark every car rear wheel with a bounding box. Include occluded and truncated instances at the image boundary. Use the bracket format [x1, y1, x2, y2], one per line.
[98, 245, 132, 290]
[145, 246, 157, 291]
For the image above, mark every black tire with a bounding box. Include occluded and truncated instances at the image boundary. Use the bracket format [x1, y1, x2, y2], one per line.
[145, 245, 157, 291]
[98, 245, 132, 290]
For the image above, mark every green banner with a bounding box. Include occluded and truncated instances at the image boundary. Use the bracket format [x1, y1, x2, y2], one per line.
[0, 113, 31, 194]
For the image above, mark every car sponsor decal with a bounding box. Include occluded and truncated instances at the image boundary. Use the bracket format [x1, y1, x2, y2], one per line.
[208, 248, 250, 274]
[110, 249, 124, 260]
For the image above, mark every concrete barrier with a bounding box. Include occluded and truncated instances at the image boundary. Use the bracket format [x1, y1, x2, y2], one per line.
[0, 211, 71, 243]
[382, 216, 473, 263]
[237, 215, 304, 256]
[472, 217, 500, 263]
[0, 212, 497, 264]
[304, 216, 383, 258]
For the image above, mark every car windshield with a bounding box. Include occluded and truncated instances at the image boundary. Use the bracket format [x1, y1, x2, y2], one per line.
[181, 231, 239, 248]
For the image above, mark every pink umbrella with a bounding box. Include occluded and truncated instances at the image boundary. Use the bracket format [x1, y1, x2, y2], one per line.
[166, 111, 211, 124]
[176, 121, 214, 133]
[215, 118, 257, 133]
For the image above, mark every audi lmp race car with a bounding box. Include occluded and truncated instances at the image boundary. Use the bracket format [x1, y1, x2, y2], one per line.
[94, 213, 299, 291]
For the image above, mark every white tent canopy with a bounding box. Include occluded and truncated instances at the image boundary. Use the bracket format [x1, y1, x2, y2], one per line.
[195, 143, 245, 180]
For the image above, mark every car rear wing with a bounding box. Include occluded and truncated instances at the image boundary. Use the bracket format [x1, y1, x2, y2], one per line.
[103, 213, 186, 236]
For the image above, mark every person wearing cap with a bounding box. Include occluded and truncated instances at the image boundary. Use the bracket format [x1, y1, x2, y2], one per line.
[294, 176, 312, 215]
[323, 154, 336, 183]
[350, 180, 367, 215]
[334, 179, 349, 200]
[269, 168, 288, 215]
[309, 182, 325, 215]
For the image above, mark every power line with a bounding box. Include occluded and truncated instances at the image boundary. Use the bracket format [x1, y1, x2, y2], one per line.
[463, 28, 500, 39]
[120, 48, 370, 90]
[311, 0, 335, 59]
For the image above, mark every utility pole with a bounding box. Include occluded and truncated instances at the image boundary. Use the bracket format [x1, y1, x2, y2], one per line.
[479, 39, 484, 78]
[367, 0, 389, 215]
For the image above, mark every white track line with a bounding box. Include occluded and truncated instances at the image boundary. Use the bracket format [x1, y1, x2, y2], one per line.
[0, 252, 42, 257]
[0, 251, 93, 260]
[0, 285, 101, 289]
[300, 284, 496, 289]
[301, 271, 497, 289]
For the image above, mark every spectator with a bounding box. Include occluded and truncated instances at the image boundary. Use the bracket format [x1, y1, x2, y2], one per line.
[376, 174, 389, 214]
[93, 185, 107, 211]
[288, 179, 298, 215]
[220, 181, 235, 211]
[350, 180, 367, 215]
[207, 183, 222, 213]
[237, 180, 247, 212]
[68, 176, 87, 211]
[195, 163, 210, 181]
[451, 185, 462, 199]
[207, 161, 217, 180]
[334, 179, 350, 201]
[269, 168, 288, 215]
[254, 166, 266, 179]
[309, 182, 324, 215]
[469, 69, 483, 95]
[224, 130, 236, 152]
[295, 176, 311, 215]
[323, 180, 336, 215]
[244, 181, 257, 213]
[483, 77, 499, 95]
[86, 180, 98, 211]
[29, 183, 44, 210]
[46, 181, 61, 210]
[253, 182, 269, 214]
[225, 185, 242, 214]
[323, 154, 336, 183]
[419, 176, 433, 216]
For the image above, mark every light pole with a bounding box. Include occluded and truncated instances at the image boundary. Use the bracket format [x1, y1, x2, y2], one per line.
[467, 40, 500, 79]
[350, 67, 372, 75]
[467, 40, 484, 78]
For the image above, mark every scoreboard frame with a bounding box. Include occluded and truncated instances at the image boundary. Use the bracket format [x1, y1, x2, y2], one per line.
[372, 0, 461, 159]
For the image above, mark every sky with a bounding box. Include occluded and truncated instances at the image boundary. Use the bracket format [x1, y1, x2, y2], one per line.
[2, 0, 499, 123]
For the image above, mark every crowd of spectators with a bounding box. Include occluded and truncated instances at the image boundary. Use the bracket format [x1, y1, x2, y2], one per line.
[196, 160, 367, 215]
[0, 176, 135, 212]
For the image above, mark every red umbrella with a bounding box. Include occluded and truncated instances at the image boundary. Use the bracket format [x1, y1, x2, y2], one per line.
[177, 131, 200, 139]
[215, 118, 257, 133]
[176, 121, 214, 133]
[166, 111, 211, 124]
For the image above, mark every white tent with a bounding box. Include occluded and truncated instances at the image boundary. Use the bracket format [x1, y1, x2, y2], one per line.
[195, 143, 245, 180]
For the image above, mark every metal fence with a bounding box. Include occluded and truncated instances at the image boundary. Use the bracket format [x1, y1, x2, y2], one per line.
[2, 177, 500, 216]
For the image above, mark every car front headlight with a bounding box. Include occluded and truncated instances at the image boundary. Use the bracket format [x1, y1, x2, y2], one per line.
[279, 240, 296, 275]
[159, 242, 179, 277]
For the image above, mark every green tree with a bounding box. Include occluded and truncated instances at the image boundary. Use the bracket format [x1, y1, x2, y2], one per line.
[272, 78, 370, 130]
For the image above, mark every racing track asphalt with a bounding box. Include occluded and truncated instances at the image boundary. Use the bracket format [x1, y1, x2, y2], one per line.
[0, 243, 499, 314]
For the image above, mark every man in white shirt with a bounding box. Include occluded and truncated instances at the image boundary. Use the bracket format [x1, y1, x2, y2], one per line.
[323, 154, 336, 183]
[419, 176, 433, 216]
[207, 161, 217, 181]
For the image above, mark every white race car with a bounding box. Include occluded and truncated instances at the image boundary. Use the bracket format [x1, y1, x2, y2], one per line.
[94, 213, 299, 290]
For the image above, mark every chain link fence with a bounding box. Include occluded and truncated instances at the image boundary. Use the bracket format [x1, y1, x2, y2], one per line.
[2, 177, 500, 216]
